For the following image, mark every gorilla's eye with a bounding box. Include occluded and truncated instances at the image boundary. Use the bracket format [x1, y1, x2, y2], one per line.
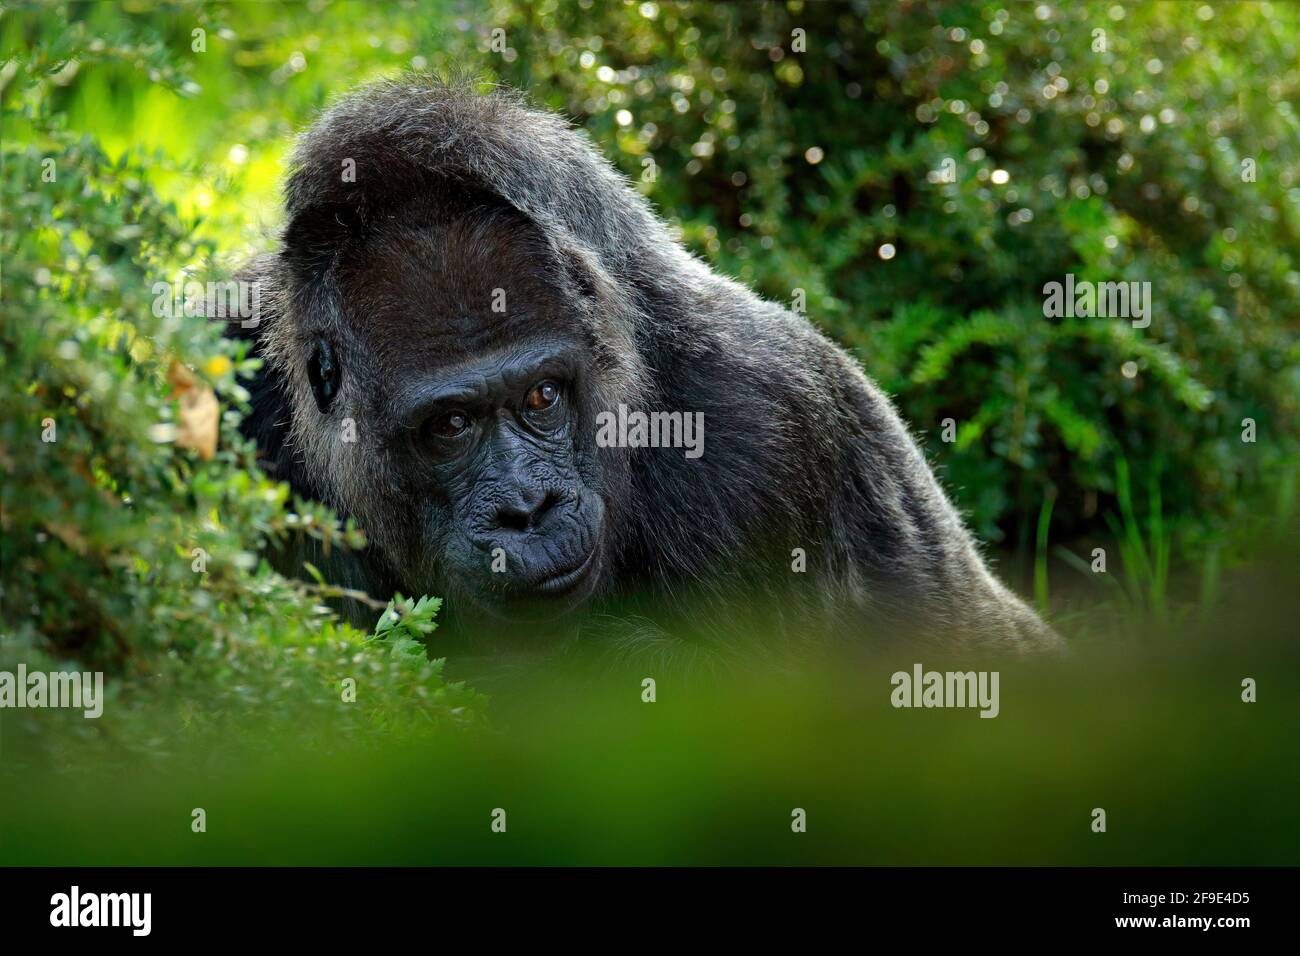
[428, 409, 472, 439]
[306, 339, 341, 413]
[525, 380, 561, 412]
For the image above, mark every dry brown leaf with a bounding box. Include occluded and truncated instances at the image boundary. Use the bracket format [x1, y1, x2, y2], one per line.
[47, 521, 89, 555]
[168, 360, 219, 461]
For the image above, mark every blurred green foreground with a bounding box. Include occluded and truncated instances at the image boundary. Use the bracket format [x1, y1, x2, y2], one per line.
[3, 532, 1296, 866]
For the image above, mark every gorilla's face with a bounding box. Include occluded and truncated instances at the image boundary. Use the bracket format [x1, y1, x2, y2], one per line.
[289, 199, 613, 621]
[396, 337, 607, 617]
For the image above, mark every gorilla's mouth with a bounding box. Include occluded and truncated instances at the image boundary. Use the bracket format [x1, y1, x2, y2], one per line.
[533, 548, 597, 596]
[465, 542, 601, 627]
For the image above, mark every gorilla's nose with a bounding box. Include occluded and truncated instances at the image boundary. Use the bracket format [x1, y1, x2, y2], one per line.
[492, 486, 560, 532]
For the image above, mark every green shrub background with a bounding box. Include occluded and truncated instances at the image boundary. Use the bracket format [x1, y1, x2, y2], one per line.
[1, 2, 1298, 863]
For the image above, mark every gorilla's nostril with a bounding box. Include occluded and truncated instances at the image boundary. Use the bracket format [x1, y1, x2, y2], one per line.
[496, 489, 559, 532]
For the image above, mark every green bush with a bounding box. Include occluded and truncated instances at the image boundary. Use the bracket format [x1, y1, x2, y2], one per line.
[2, 1, 1297, 710]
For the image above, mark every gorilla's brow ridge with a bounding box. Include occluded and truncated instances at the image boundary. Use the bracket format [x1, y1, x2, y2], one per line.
[390, 343, 580, 428]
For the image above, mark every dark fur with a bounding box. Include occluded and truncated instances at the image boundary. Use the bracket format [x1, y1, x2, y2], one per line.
[231, 76, 1060, 657]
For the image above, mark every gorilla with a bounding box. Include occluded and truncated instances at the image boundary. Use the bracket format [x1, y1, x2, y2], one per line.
[231, 76, 1060, 658]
